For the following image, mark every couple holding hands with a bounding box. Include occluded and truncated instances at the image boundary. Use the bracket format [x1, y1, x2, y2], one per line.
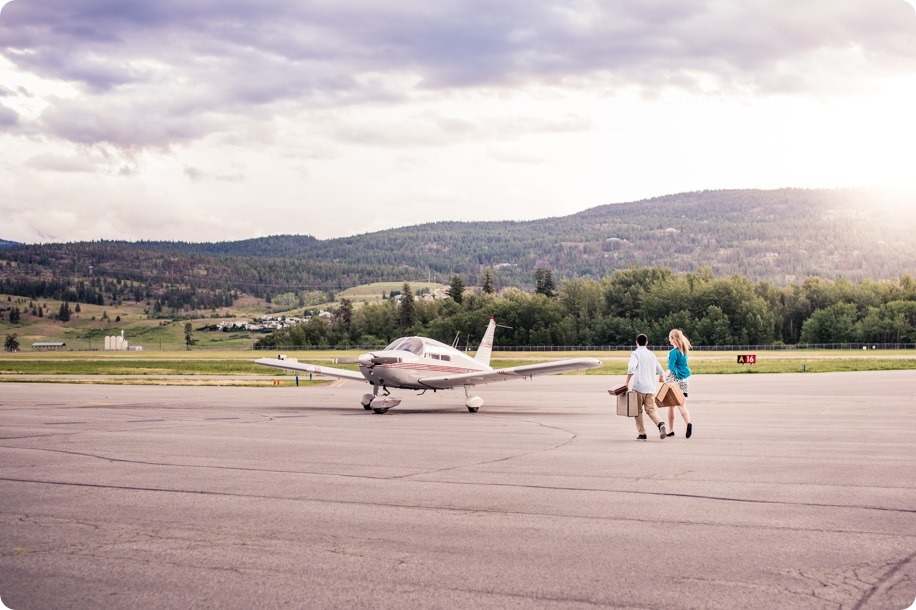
[624, 329, 693, 441]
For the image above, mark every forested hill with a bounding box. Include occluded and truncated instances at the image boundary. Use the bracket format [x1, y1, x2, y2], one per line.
[0, 240, 20, 249]
[1, 189, 913, 310]
[136, 234, 319, 257]
[135, 188, 915, 285]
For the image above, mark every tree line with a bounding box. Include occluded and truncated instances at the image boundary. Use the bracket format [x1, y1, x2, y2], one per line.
[254, 267, 916, 348]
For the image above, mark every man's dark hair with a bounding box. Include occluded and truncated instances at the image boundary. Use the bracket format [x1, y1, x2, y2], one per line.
[636, 334, 648, 346]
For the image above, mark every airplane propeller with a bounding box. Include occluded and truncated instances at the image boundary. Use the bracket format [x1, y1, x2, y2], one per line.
[335, 354, 403, 367]
[332, 356, 361, 364]
[357, 353, 402, 367]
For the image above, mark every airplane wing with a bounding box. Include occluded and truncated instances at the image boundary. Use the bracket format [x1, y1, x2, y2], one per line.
[417, 357, 602, 389]
[255, 357, 368, 382]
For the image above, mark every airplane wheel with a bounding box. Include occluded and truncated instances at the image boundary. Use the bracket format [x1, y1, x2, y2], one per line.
[363, 404, 373, 410]
[372, 407, 389, 414]
[467, 407, 479, 413]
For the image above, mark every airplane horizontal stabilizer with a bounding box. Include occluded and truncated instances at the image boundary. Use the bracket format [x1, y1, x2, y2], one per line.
[255, 357, 367, 382]
[417, 357, 601, 389]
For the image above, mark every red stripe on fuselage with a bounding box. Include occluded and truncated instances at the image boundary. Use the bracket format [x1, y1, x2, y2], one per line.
[374, 362, 479, 374]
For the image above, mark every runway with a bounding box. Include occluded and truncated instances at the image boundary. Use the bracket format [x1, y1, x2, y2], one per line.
[1, 372, 914, 609]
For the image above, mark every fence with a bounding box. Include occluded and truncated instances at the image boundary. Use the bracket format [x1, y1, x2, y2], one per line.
[12, 341, 915, 352]
[252, 342, 916, 352]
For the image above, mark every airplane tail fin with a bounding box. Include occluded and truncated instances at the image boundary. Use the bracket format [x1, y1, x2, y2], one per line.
[474, 317, 497, 367]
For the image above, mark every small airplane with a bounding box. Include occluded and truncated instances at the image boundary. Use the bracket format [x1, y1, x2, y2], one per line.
[255, 317, 601, 414]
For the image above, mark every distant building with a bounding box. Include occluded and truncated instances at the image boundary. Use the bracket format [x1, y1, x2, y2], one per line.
[103, 330, 138, 351]
[216, 315, 306, 333]
[32, 342, 66, 350]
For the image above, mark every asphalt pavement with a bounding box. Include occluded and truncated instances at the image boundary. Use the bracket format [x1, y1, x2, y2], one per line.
[1, 371, 914, 609]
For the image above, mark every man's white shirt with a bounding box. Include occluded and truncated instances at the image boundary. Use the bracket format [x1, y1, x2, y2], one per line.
[627, 346, 663, 393]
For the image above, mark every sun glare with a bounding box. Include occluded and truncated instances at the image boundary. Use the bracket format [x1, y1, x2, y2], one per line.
[865, 186, 916, 215]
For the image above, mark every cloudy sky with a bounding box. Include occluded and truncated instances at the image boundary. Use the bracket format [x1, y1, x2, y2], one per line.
[1, 0, 915, 244]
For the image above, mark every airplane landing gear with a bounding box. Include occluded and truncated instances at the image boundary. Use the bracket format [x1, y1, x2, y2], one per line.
[368, 391, 401, 414]
[364, 385, 399, 412]
[465, 392, 484, 413]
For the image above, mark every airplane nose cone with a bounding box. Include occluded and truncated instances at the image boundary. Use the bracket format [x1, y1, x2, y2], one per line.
[357, 352, 402, 367]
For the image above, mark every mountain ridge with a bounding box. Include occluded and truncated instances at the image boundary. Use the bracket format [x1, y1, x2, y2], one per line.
[1, 189, 913, 310]
[132, 187, 912, 285]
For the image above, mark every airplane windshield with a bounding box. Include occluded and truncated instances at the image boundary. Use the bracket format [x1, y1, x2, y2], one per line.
[384, 337, 425, 355]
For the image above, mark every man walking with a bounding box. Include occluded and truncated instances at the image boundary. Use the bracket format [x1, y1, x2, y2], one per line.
[625, 334, 666, 441]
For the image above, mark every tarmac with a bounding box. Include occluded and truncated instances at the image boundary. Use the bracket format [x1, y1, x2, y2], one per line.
[1, 371, 914, 609]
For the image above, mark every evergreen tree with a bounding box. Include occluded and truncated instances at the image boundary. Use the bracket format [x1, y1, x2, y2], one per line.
[4, 333, 19, 352]
[398, 282, 417, 329]
[482, 267, 495, 294]
[58, 302, 71, 322]
[9, 307, 20, 323]
[334, 298, 354, 335]
[184, 322, 194, 349]
[534, 268, 557, 297]
[448, 275, 465, 303]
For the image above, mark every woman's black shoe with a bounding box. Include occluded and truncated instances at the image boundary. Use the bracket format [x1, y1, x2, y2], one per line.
[686, 423, 693, 438]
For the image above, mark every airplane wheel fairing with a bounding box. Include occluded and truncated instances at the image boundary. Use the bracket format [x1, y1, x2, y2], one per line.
[363, 404, 372, 410]
[372, 407, 389, 414]
[465, 395, 484, 411]
[369, 397, 401, 411]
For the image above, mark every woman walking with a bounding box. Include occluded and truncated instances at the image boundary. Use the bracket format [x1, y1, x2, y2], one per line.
[666, 329, 693, 438]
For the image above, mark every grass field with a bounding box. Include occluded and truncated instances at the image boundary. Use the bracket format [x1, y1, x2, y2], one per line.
[1, 348, 913, 385]
[334, 282, 446, 305]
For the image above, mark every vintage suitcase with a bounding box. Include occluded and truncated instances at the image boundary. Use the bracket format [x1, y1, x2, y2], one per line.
[655, 382, 686, 408]
[611, 390, 642, 417]
[609, 383, 629, 396]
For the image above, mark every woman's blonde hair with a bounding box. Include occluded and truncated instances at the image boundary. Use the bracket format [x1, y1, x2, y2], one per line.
[669, 329, 692, 354]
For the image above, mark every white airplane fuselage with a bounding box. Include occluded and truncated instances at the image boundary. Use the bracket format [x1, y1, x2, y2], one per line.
[357, 339, 487, 391]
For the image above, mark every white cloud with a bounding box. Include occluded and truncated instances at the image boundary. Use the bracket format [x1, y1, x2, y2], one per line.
[0, 0, 915, 243]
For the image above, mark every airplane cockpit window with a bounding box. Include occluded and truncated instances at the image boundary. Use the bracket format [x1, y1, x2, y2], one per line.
[384, 337, 424, 355]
